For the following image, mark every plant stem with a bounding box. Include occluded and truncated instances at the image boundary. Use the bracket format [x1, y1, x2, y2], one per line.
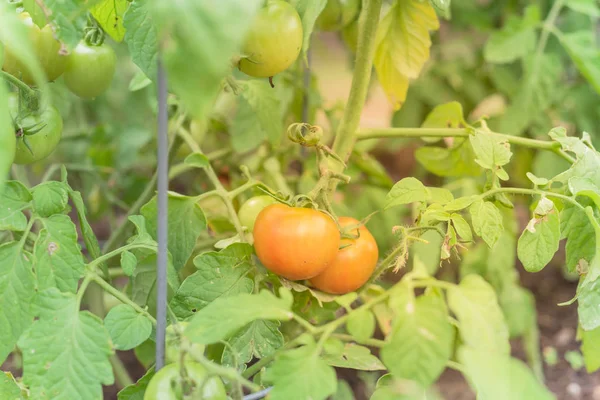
[356, 127, 575, 163]
[329, 0, 383, 178]
[89, 243, 156, 270]
[479, 187, 585, 211]
[89, 272, 158, 325]
[110, 355, 134, 388]
[0, 71, 36, 97]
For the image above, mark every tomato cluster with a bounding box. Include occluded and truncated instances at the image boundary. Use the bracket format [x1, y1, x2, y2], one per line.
[250, 202, 379, 294]
[2, 13, 116, 99]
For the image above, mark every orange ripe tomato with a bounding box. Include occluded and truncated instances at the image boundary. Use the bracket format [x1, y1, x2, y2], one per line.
[253, 204, 341, 280]
[310, 217, 379, 294]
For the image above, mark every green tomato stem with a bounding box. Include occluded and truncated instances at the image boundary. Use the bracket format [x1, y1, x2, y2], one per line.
[328, 0, 383, 182]
[0, 71, 36, 98]
[356, 127, 576, 163]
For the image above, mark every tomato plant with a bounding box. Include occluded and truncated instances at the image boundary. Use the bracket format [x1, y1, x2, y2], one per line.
[2, 0, 600, 399]
[238, 0, 303, 78]
[310, 217, 378, 294]
[238, 195, 277, 231]
[143, 362, 226, 400]
[64, 42, 116, 99]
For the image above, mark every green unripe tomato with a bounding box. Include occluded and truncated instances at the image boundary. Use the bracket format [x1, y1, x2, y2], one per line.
[317, 0, 361, 32]
[238, 0, 303, 78]
[238, 195, 277, 231]
[64, 42, 116, 99]
[2, 12, 67, 85]
[143, 362, 226, 400]
[9, 94, 63, 165]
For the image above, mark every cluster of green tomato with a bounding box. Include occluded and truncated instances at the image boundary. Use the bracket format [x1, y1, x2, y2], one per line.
[2, 12, 116, 165]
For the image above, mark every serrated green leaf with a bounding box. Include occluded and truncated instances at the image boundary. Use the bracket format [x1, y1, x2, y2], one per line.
[221, 320, 283, 368]
[123, 1, 158, 79]
[120, 251, 137, 276]
[185, 290, 293, 344]
[385, 177, 429, 209]
[141, 194, 206, 270]
[517, 211, 560, 272]
[19, 289, 113, 399]
[291, 0, 327, 62]
[559, 31, 600, 95]
[117, 367, 154, 400]
[265, 343, 337, 400]
[469, 133, 512, 169]
[469, 200, 504, 248]
[374, 0, 439, 108]
[104, 304, 152, 351]
[40, 0, 83, 50]
[170, 244, 254, 320]
[416, 139, 482, 177]
[382, 290, 454, 386]
[448, 275, 510, 354]
[34, 215, 86, 293]
[91, 0, 128, 42]
[459, 346, 554, 400]
[451, 213, 473, 241]
[323, 343, 385, 371]
[0, 242, 35, 364]
[31, 181, 69, 218]
[483, 5, 540, 64]
[0, 181, 32, 231]
[346, 309, 376, 343]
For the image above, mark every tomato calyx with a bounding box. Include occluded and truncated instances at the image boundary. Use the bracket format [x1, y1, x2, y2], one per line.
[83, 14, 105, 46]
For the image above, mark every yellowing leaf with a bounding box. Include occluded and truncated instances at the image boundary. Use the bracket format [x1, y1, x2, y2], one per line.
[374, 0, 439, 108]
[92, 0, 129, 42]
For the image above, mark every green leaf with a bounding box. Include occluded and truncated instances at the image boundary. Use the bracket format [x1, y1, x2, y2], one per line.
[322, 343, 385, 371]
[265, 343, 337, 400]
[117, 367, 155, 400]
[420, 101, 466, 143]
[370, 374, 440, 400]
[291, 0, 327, 62]
[428, 187, 454, 204]
[128, 70, 152, 91]
[381, 290, 454, 386]
[578, 279, 600, 330]
[561, 202, 595, 272]
[91, 0, 128, 42]
[123, 1, 158, 79]
[448, 275, 510, 354]
[499, 284, 536, 338]
[34, 215, 86, 293]
[374, 0, 439, 108]
[69, 190, 104, 275]
[0, 181, 32, 232]
[104, 304, 152, 351]
[39, 0, 83, 50]
[469, 200, 504, 248]
[331, 380, 354, 400]
[0, 242, 36, 364]
[150, 0, 262, 122]
[498, 54, 563, 135]
[483, 5, 540, 64]
[0, 85, 13, 191]
[120, 251, 137, 276]
[416, 139, 482, 177]
[581, 325, 600, 372]
[385, 177, 430, 209]
[526, 172, 549, 186]
[469, 133, 512, 169]
[346, 310, 376, 343]
[0, 371, 27, 399]
[559, 31, 600, 95]
[231, 80, 284, 151]
[221, 320, 284, 368]
[31, 181, 69, 218]
[141, 194, 206, 270]
[170, 244, 254, 320]
[185, 289, 293, 344]
[459, 346, 554, 400]
[183, 153, 209, 169]
[565, 0, 600, 17]
[19, 289, 113, 399]
[517, 210, 560, 272]
[451, 213, 473, 242]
